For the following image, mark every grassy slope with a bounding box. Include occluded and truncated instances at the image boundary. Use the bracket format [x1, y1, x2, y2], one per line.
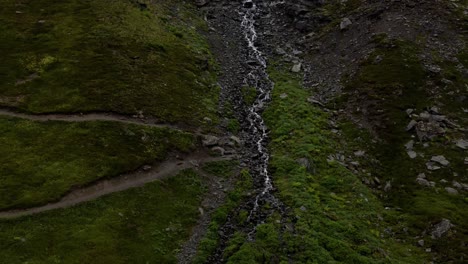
[341, 36, 468, 262]
[0, 116, 195, 210]
[0, 0, 219, 126]
[216, 67, 429, 263]
[0, 169, 206, 264]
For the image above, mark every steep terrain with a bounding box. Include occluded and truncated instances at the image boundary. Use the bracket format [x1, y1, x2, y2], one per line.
[0, 0, 467, 263]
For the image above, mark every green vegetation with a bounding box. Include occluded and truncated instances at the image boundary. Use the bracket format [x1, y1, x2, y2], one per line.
[201, 160, 239, 179]
[0, 116, 195, 210]
[0, 169, 206, 264]
[193, 168, 252, 264]
[215, 66, 430, 263]
[0, 0, 219, 126]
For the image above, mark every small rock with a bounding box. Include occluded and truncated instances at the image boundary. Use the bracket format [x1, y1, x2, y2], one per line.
[452, 181, 463, 189]
[431, 155, 449, 166]
[354, 150, 366, 157]
[230, 136, 242, 146]
[198, 207, 204, 215]
[142, 165, 152, 171]
[417, 173, 426, 179]
[431, 219, 454, 239]
[280, 93, 288, 99]
[416, 178, 431, 187]
[406, 109, 414, 116]
[203, 117, 212, 123]
[211, 146, 225, 156]
[419, 112, 431, 120]
[430, 106, 440, 114]
[407, 150, 417, 159]
[275, 47, 286, 55]
[445, 187, 458, 195]
[417, 239, 425, 247]
[300, 206, 307, 212]
[291, 62, 302, 73]
[384, 181, 392, 192]
[340, 17, 352, 30]
[404, 140, 414, 150]
[406, 120, 418, 131]
[426, 162, 441, 171]
[455, 139, 468, 150]
[465, 157, 468, 165]
[202, 135, 219, 147]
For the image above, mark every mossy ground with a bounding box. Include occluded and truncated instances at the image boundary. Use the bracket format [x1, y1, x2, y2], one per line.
[0, 169, 206, 264]
[0, 0, 219, 126]
[0, 116, 195, 210]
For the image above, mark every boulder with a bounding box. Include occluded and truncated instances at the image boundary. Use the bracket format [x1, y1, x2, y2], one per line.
[455, 139, 468, 150]
[431, 155, 449, 166]
[340, 17, 352, 30]
[431, 219, 454, 239]
[202, 135, 219, 147]
[445, 187, 458, 195]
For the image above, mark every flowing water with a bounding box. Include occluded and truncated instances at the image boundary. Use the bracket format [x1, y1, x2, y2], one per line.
[240, 0, 276, 224]
[207, 1, 286, 261]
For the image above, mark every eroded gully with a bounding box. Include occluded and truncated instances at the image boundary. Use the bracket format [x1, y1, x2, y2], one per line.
[205, 0, 286, 261]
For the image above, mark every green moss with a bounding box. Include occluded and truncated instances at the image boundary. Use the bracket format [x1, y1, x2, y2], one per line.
[0, 0, 219, 126]
[0, 116, 195, 210]
[202, 160, 239, 179]
[241, 86, 257, 106]
[0, 169, 206, 264]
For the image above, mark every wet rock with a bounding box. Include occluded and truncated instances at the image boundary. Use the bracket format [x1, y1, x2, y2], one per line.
[431, 219, 454, 239]
[340, 17, 352, 30]
[431, 155, 449, 166]
[455, 139, 468, 150]
[445, 187, 458, 195]
[243, 0, 253, 8]
[202, 135, 219, 147]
